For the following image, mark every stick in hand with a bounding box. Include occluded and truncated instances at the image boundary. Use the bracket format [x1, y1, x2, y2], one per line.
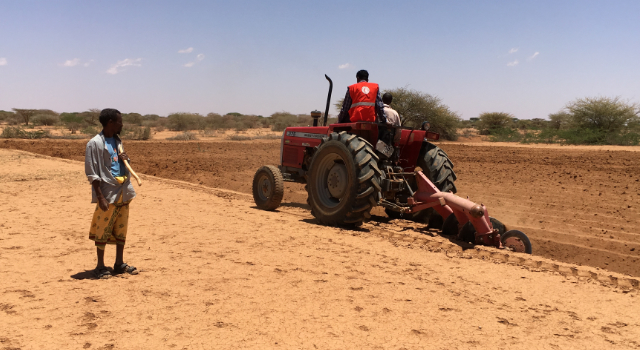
[118, 144, 142, 186]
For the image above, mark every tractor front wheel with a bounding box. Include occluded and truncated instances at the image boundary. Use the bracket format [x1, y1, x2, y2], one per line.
[307, 132, 382, 226]
[252, 165, 284, 211]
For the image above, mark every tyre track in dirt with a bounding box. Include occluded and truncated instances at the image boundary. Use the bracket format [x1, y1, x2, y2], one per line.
[2, 139, 639, 277]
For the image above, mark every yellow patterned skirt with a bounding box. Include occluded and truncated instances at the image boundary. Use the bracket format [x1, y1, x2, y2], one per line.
[89, 190, 131, 250]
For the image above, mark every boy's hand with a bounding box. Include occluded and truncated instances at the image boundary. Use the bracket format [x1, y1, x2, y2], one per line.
[98, 196, 109, 211]
[118, 152, 130, 162]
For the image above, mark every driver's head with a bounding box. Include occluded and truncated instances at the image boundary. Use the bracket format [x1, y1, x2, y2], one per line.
[382, 92, 393, 105]
[356, 70, 369, 82]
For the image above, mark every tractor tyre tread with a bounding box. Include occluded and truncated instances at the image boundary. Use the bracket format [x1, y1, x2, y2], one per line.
[415, 142, 458, 228]
[419, 142, 457, 194]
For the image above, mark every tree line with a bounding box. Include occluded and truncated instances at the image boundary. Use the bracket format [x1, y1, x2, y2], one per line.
[2, 93, 639, 145]
[469, 97, 640, 145]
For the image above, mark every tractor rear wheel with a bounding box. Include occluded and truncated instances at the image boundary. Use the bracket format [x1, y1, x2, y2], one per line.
[417, 142, 457, 227]
[418, 142, 457, 194]
[307, 132, 382, 226]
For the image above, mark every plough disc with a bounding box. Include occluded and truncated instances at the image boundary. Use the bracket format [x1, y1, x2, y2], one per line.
[439, 215, 532, 254]
[459, 217, 507, 244]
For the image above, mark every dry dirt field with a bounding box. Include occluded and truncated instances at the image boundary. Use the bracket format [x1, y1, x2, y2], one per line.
[2, 146, 640, 350]
[2, 138, 639, 278]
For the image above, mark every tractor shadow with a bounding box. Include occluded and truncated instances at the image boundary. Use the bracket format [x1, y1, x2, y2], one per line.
[369, 214, 476, 251]
[249, 202, 310, 212]
[300, 218, 372, 233]
[279, 202, 311, 210]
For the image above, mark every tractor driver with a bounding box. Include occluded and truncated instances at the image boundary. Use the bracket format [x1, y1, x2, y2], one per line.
[337, 70, 387, 124]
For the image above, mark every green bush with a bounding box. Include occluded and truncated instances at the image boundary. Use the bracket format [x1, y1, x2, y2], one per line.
[555, 128, 639, 145]
[1, 126, 50, 139]
[31, 114, 59, 126]
[382, 87, 460, 140]
[122, 113, 143, 126]
[141, 120, 158, 128]
[487, 128, 525, 142]
[459, 119, 476, 128]
[143, 114, 161, 121]
[80, 109, 101, 126]
[566, 96, 638, 132]
[122, 126, 151, 140]
[527, 96, 640, 145]
[548, 111, 572, 130]
[495, 128, 640, 146]
[270, 112, 298, 131]
[167, 131, 198, 141]
[0, 110, 15, 121]
[167, 113, 203, 131]
[60, 113, 85, 134]
[476, 112, 514, 135]
[81, 126, 99, 135]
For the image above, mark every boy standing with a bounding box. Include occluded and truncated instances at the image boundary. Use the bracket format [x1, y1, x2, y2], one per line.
[85, 108, 138, 279]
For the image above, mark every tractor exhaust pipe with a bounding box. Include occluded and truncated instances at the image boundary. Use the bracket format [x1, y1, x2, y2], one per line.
[324, 74, 333, 126]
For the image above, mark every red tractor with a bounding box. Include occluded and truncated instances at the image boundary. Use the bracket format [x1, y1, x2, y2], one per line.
[253, 75, 532, 254]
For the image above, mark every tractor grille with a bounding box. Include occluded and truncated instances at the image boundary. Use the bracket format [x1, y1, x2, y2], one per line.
[283, 146, 300, 165]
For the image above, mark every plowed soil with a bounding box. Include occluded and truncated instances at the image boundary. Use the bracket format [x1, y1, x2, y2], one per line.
[2, 138, 640, 277]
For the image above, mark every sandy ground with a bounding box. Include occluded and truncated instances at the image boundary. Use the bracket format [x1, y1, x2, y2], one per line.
[1, 149, 640, 350]
[2, 139, 639, 278]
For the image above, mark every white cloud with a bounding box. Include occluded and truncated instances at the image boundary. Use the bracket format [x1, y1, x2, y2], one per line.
[184, 53, 205, 67]
[507, 60, 519, 67]
[83, 59, 95, 67]
[62, 58, 80, 67]
[178, 47, 194, 54]
[338, 63, 351, 69]
[106, 58, 143, 74]
[508, 48, 519, 54]
[528, 52, 540, 60]
[0, 57, 7, 66]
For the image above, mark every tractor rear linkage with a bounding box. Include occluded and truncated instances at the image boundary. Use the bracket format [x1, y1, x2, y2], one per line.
[400, 170, 500, 247]
[382, 169, 531, 253]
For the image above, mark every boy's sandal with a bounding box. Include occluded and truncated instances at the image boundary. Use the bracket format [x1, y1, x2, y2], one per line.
[94, 267, 112, 279]
[114, 263, 138, 275]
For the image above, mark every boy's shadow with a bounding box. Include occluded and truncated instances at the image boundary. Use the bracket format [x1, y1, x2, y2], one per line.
[70, 269, 111, 280]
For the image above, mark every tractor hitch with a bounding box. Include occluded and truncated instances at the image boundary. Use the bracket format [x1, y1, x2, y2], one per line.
[388, 170, 532, 254]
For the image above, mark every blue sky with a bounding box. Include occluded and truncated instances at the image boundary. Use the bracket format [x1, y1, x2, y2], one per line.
[1, 0, 639, 120]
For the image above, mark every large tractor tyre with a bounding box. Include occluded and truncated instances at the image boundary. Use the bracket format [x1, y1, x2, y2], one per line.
[418, 142, 457, 194]
[307, 132, 382, 227]
[417, 142, 458, 228]
[252, 165, 284, 211]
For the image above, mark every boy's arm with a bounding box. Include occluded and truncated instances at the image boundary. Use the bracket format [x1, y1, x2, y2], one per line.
[86, 140, 108, 211]
[92, 180, 109, 211]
